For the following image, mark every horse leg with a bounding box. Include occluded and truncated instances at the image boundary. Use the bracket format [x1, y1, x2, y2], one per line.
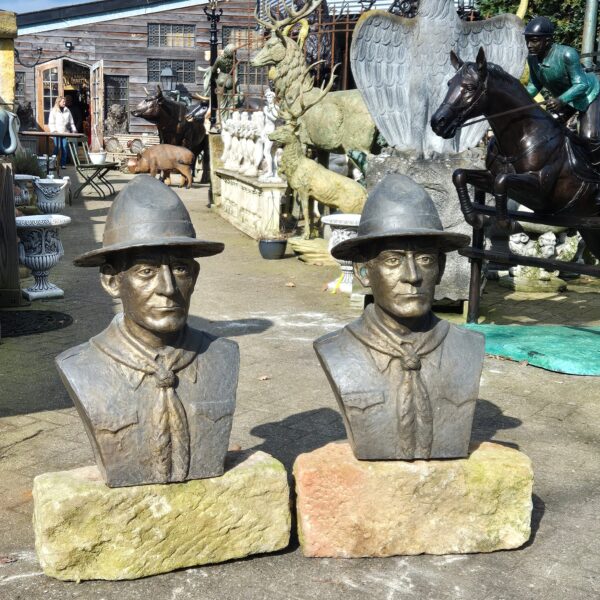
[492, 172, 541, 231]
[452, 169, 494, 228]
[579, 229, 600, 262]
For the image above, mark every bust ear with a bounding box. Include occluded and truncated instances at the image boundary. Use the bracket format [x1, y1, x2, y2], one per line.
[100, 264, 122, 299]
[436, 253, 446, 284]
[354, 262, 370, 288]
[476, 47, 487, 78]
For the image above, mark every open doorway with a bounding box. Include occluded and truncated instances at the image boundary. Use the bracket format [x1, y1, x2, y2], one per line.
[35, 57, 105, 147]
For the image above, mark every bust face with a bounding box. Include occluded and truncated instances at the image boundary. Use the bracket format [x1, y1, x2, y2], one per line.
[362, 240, 444, 321]
[107, 249, 199, 337]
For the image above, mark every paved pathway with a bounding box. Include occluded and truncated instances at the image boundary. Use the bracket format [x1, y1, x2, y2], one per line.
[0, 171, 598, 599]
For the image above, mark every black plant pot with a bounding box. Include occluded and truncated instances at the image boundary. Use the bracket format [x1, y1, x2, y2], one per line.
[258, 238, 287, 260]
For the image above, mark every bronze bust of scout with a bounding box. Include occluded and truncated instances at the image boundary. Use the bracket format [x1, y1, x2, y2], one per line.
[314, 174, 485, 460]
[56, 175, 239, 487]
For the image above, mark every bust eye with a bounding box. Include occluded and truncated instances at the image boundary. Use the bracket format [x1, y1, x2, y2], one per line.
[172, 264, 190, 276]
[417, 255, 435, 265]
[138, 267, 156, 277]
[464, 84, 477, 92]
[384, 257, 401, 267]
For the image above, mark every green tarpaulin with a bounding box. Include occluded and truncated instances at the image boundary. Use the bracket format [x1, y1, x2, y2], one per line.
[463, 324, 600, 376]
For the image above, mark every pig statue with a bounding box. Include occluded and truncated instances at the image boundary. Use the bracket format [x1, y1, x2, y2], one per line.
[127, 144, 195, 189]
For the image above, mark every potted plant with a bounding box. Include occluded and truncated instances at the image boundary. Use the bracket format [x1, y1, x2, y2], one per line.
[89, 124, 107, 165]
[258, 213, 296, 260]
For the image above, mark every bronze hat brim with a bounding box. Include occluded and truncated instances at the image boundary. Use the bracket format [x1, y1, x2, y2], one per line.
[331, 229, 470, 262]
[73, 238, 225, 267]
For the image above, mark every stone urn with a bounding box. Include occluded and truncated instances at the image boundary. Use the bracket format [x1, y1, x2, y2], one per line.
[322, 213, 361, 294]
[36, 154, 57, 177]
[34, 177, 70, 213]
[14, 174, 38, 207]
[16, 214, 71, 300]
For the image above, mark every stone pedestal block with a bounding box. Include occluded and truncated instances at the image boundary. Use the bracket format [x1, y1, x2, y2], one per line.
[214, 168, 288, 240]
[294, 442, 533, 557]
[33, 451, 290, 581]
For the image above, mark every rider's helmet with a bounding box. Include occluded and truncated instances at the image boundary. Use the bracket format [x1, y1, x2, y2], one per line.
[523, 16, 555, 37]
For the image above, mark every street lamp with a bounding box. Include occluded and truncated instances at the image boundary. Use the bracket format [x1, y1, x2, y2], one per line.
[204, 0, 223, 131]
[160, 67, 176, 92]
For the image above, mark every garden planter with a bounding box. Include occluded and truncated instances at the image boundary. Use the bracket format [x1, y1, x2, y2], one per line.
[14, 174, 38, 207]
[258, 238, 287, 260]
[33, 177, 70, 213]
[322, 213, 361, 294]
[88, 151, 107, 165]
[16, 214, 71, 300]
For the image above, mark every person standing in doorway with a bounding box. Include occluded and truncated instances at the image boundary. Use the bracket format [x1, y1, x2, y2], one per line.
[48, 96, 77, 168]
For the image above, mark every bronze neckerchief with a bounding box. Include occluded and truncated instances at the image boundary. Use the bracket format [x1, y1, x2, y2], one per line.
[347, 305, 450, 458]
[92, 314, 196, 482]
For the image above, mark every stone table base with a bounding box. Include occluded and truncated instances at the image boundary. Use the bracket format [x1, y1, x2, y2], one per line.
[33, 451, 290, 581]
[294, 442, 533, 557]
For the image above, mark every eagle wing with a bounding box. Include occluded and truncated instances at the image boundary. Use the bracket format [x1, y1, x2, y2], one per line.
[456, 14, 528, 151]
[350, 10, 414, 150]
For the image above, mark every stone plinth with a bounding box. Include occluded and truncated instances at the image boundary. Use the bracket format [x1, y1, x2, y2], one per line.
[294, 442, 533, 557]
[33, 451, 290, 581]
[214, 168, 288, 240]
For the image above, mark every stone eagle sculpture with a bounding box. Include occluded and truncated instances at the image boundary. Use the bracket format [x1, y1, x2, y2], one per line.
[350, 0, 527, 156]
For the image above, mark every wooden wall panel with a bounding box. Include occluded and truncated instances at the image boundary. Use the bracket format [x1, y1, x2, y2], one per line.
[14, 1, 260, 135]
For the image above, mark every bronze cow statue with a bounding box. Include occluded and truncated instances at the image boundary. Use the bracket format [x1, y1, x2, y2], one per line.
[131, 86, 209, 184]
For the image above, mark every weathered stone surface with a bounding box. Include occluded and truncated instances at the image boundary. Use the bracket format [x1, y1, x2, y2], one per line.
[366, 150, 484, 302]
[294, 441, 533, 557]
[33, 451, 290, 581]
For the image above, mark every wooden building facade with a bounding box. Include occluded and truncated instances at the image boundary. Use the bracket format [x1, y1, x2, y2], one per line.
[14, 0, 262, 137]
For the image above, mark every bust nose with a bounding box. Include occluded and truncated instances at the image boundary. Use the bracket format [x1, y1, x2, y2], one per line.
[156, 264, 176, 296]
[398, 254, 421, 285]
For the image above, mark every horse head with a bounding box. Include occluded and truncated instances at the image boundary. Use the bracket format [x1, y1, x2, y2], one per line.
[431, 48, 489, 140]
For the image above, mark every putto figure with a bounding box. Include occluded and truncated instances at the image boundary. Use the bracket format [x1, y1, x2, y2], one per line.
[314, 175, 484, 460]
[56, 175, 239, 487]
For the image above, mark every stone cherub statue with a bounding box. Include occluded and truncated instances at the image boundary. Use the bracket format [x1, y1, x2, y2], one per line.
[314, 174, 485, 460]
[56, 175, 239, 487]
[104, 103, 128, 135]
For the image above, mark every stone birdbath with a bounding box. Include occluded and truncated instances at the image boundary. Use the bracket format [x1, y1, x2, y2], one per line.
[33, 177, 70, 214]
[16, 214, 71, 300]
[322, 213, 361, 294]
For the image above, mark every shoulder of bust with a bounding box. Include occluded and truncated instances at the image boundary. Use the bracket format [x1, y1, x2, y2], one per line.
[444, 324, 485, 360]
[55, 341, 94, 369]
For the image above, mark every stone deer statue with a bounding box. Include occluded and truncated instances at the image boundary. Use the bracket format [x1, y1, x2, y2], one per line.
[270, 121, 367, 239]
[252, 0, 378, 160]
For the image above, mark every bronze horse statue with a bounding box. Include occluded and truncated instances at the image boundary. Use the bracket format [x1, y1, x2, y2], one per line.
[131, 86, 210, 184]
[431, 48, 600, 260]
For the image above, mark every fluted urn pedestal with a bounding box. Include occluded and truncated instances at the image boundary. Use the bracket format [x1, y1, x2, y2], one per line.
[16, 214, 71, 300]
[322, 213, 361, 294]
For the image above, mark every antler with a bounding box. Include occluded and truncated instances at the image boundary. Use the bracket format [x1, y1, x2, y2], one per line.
[279, 61, 338, 123]
[255, 0, 322, 33]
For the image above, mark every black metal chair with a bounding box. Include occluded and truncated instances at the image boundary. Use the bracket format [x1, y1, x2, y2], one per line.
[66, 137, 119, 200]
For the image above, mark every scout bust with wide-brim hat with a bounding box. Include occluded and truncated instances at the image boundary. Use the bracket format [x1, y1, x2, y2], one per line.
[331, 174, 469, 262]
[74, 174, 224, 267]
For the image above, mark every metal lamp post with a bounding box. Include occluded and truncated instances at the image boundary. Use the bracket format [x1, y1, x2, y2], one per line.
[204, 0, 222, 131]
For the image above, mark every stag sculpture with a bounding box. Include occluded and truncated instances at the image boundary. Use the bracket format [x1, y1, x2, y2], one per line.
[252, 0, 379, 161]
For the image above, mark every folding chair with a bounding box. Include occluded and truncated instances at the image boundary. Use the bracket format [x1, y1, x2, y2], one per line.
[66, 137, 119, 200]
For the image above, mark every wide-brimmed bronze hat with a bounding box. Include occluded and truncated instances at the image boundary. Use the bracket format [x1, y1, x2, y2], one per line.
[331, 174, 470, 262]
[74, 174, 224, 267]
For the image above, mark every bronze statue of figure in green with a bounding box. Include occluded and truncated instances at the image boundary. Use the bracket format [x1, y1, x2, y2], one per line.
[524, 16, 600, 144]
